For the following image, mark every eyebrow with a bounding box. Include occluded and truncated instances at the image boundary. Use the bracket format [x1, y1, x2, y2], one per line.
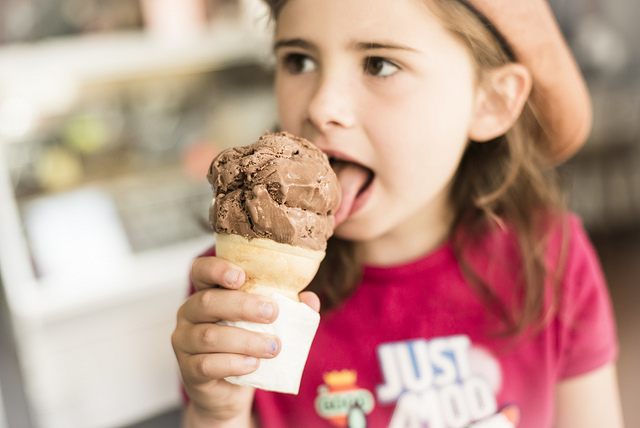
[273, 38, 316, 52]
[273, 38, 420, 54]
[353, 41, 420, 53]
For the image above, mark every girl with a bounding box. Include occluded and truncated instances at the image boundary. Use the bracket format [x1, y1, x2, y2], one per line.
[172, 0, 624, 427]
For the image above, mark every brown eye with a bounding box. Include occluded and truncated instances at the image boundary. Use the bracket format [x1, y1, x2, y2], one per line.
[364, 57, 399, 77]
[282, 53, 316, 74]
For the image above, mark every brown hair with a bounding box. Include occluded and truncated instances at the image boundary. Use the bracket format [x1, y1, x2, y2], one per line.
[265, 0, 567, 336]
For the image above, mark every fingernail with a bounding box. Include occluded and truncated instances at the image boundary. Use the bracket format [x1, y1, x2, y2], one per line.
[265, 338, 278, 355]
[225, 269, 240, 286]
[260, 302, 274, 319]
[245, 356, 258, 367]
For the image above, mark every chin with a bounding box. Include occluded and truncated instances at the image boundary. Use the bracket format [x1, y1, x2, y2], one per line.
[333, 218, 386, 243]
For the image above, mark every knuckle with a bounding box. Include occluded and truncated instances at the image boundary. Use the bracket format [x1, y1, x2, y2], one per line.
[222, 356, 236, 375]
[190, 258, 198, 276]
[171, 321, 188, 352]
[170, 330, 180, 351]
[198, 289, 215, 309]
[176, 302, 187, 320]
[238, 331, 254, 355]
[238, 293, 253, 318]
[193, 355, 213, 379]
[225, 354, 251, 376]
[200, 325, 219, 347]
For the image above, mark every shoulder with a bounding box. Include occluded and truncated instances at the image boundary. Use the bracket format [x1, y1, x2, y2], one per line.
[460, 212, 591, 263]
[543, 212, 592, 261]
[543, 213, 608, 301]
[555, 213, 608, 307]
[455, 212, 604, 303]
[552, 215, 619, 379]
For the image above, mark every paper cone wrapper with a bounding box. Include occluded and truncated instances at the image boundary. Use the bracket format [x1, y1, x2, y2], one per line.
[214, 233, 324, 394]
[218, 293, 320, 394]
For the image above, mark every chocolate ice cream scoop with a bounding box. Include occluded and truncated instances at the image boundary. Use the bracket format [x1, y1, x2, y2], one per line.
[208, 132, 341, 251]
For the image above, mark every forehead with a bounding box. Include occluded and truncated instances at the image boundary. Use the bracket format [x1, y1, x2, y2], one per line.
[275, 0, 444, 45]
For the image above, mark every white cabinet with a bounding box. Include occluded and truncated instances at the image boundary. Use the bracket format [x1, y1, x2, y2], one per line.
[0, 8, 273, 427]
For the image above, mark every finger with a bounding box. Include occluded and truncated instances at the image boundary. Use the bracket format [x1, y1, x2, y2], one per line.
[178, 323, 281, 358]
[299, 291, 321, 313]
[191, 257, 246, 291]
[179, 288, 280, 324]
[181, 352, 261, 384]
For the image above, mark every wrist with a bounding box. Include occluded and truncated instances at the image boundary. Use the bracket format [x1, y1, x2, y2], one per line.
[182, 402, 254, 428]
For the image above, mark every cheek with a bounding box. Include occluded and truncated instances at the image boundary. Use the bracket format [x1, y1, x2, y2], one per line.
[371, 91, 474, 191]
[365, 75, 475, 137]
[275, 77, 306, 133]
[370, 96, 472, 163]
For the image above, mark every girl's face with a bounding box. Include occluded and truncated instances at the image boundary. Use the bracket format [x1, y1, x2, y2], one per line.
[274, 0, 480, 264]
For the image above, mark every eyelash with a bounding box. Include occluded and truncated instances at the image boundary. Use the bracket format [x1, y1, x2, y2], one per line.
[279, 53, 401, 78]
[281, 53, 316, 74]
[363, 57, 400, 78]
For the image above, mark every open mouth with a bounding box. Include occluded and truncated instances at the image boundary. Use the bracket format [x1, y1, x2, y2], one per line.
[329, 157, 375, 226]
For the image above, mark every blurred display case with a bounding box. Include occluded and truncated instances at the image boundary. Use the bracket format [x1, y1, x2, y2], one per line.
[0, 1, 278, 427]
[551, 0, 640, 235]
[553, 3, 640, 426]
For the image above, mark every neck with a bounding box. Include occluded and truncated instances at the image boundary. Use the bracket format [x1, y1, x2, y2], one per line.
[358, 195, 453, 267]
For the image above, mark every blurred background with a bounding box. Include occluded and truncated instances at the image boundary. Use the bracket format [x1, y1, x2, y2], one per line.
[0, 0, 638, 427]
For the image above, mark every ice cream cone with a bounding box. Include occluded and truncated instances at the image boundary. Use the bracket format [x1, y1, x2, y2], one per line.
[215, 233, 326, 301]
[209, 132, 338, 394]
[215, 232, 324, 394]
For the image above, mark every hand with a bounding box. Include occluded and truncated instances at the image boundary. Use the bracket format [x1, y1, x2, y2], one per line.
[171, 256, 320, 427]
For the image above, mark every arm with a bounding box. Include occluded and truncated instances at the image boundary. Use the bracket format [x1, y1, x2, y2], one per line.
[173, 256, 321, 428]
[172, 256, 279, 428]
[553, 218, 623, 427]
[555, 363, 625, 428]
[182, 400, 256, 428]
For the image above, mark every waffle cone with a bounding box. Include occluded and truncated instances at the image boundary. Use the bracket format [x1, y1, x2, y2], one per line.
[215, 233, 326, 301]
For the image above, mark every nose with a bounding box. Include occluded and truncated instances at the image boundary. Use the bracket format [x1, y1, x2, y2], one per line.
[307, 72, 356, 131]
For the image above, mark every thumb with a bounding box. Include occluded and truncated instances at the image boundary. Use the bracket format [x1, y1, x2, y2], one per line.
[299, 291, 321, 313]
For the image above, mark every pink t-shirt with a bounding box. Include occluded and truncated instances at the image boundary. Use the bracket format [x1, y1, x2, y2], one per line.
[248, 215, 618, 428]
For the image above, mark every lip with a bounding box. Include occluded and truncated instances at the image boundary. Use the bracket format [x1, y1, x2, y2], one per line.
[322, 148, 363, 166]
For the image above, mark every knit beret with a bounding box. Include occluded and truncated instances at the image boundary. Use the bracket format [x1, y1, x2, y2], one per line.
[465, 0, 592, 163]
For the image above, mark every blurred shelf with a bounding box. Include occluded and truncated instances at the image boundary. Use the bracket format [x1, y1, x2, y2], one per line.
[0, 24, 272, 116]
[0, 24, 271, 83]
[9, 234, 214, 323]
[0, 21, 274, 322]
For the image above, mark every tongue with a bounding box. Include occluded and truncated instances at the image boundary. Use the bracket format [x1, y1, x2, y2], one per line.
[332, 161, 371, 226]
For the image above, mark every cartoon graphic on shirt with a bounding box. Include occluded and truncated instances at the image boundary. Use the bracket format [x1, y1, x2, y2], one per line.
[346, 403, 369, 428]
[466, 404, 520, 427]
[377, 335, 520, 428]
[314, 335, 520, 428]
[314, 370, 375, 427]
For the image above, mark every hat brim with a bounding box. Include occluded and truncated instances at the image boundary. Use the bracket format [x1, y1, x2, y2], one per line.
[464, 0, 592, 163]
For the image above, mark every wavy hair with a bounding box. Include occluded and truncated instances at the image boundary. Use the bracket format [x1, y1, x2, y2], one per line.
[264, 0, 567, 336]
